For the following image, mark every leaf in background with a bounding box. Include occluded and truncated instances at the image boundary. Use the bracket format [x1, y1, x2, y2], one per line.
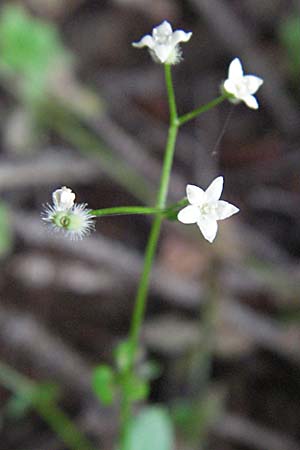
[138, 360, 161, 381]
[172, 391, 224, 444]
[114, 340, 133, 373]
[279, 15, 300, 80]
[123, 374, 149, 402]
[5, 392, 34, 419]
[92, 365, 115, 406]
[0, 203, 12, 257]
[125, 406, 174, 450]
[0, 5, 71, 102]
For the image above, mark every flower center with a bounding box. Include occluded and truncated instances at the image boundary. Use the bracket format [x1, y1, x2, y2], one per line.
[154, 31, 172, 45]
[60, 215, 71, 228]
[53, 211, 71, 229]
[200, 202, 217, 217]
[234, 79, 250, 97]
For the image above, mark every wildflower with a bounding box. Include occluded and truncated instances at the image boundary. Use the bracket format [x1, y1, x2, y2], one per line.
[42, 186, 95, 240]
[52, 186, 75, 211]
[223, 58, 263, 109]
[132, 20, 192, 65]
[177, 176, 239, 243]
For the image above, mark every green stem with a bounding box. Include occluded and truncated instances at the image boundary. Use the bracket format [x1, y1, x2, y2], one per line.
[91, 206, 164, 217]
[178, 93, 228, 126]
[129, 64, 178, 355]
[119, 64, 179, 448]
[36, 400, 95, 450]
[0, 361, 96, 450]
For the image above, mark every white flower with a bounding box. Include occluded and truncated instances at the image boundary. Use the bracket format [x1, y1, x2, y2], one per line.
[42, 186, 95, 240]
[177, 176, 239, 243]
[52, 186, 75, 211]
[132, 20, 192, 65]
[223, 58, 263, 109]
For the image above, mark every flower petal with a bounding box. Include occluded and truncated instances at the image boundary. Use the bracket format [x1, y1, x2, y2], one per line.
[243, 75, 264, 94]
[52, 186, 75, 210]
[153, 20, 173, 37]
[223, 79, 238, 96]
[205, 176, 224, 202]
[243, 94, 259, 109]
[216, 200, 239, 220]
[197, 218, 218, 243]
[228, 58, 243, 80]
[154, 45, 172, 63]
[177, 205, 200, 224]
[186, 184, 205, 205]
[132, 35, 154, 49]
[171, 30, 192, 46]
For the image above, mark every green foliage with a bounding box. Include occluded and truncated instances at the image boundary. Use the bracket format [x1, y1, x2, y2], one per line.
[0, 4, 70, 102]
[32, 382, 60, 405]
[92, 365, 116, 406]
[122, 374, 149, 402]
[0, 203, 12, 257]
[138, 360, 161, 381]
[125, 406, 174, 450]
[5, 391, 34, 419]
[93, 342, 152, 408]
[6, 382, 59, 419]
[279, 15, 300, 80]
[114, 340, 133, 373]
[172, 394, 224, 444]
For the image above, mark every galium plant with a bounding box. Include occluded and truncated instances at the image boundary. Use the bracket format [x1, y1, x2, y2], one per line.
[43, 20, 263, 450]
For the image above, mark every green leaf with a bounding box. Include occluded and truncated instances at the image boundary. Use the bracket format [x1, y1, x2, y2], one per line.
[279, 16, 300, 79]
[0, 5, 71, 102]
[114, 340, 132, 373]
[125, 406, 174, 450]
[92, 365, 115, 406]
[0, 203, 12, 257]
[123, 375, 149, 402]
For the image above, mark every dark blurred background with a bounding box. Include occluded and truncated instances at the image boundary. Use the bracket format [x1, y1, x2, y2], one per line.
[0, 1, 300, 449]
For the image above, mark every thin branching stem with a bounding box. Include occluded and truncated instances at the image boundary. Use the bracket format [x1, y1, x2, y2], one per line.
[119, 64, 179, 449]
[91, 206, 163, 217]
[178, 93, 229, 126]
[118, 66, 229, 450]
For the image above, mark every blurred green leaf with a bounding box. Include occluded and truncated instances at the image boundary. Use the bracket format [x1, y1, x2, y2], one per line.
[123, 375, 149, 402]
[4, 382, 55, 420]
[92, 365, 115, 406]
[138, 360, 161, 381]
[114, 340, 133, 373]
[0, 203, 12, 257]
[125, 406, 174, 450]
[5, 392, 34, 419]
[279, 15, 300, 79]
[0, 5, 70, 102]
[172, 392, 224, 444]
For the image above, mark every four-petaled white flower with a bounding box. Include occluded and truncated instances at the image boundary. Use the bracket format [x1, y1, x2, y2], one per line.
[42, 186, 95, 240]
[177, 177, 239, 243]
[132, 20, 192, 65]
[223, 58, 263, 109]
